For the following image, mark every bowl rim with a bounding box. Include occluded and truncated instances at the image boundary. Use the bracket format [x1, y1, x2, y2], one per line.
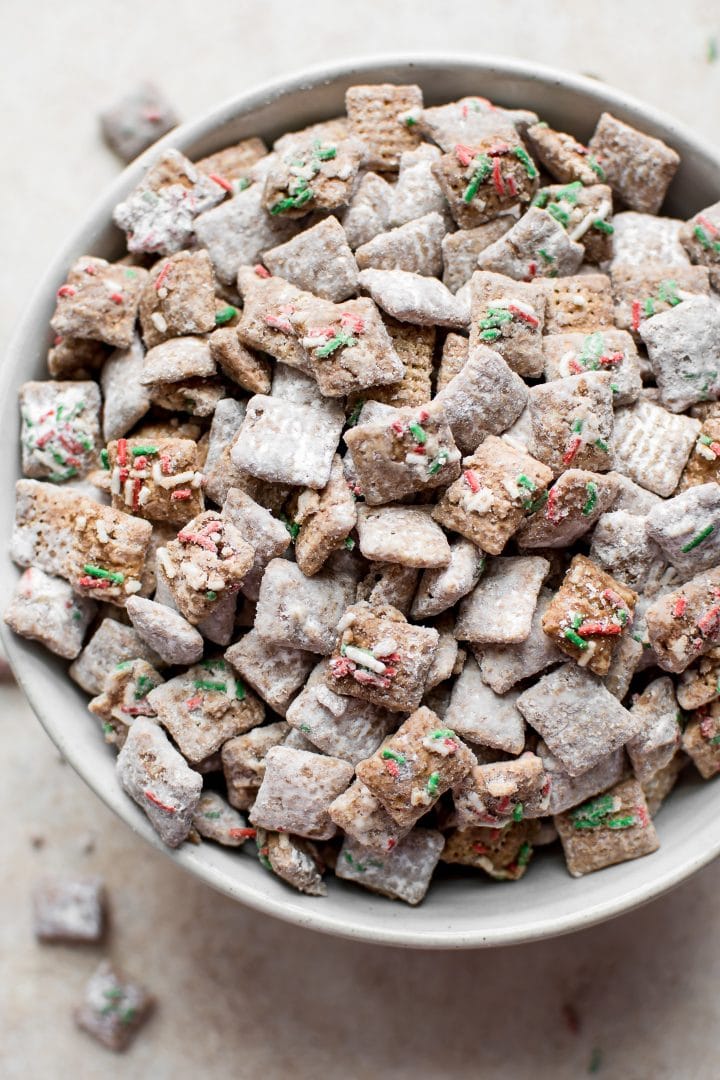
[3, 51, 720, 949]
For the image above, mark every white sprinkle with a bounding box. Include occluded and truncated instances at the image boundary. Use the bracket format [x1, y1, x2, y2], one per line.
[95, 520, 109, 544]
[123, 478, 135, 505]
[151, 312, 168, 333]
[576, 640, 597, 668]
[155, 469, 196, 489]
[157, 547, 175, 579]
[337, 612, 356, 632]
[124, 579, 142, 595]
[138, 486, 152, 506]
[372, 637, 398, 658]
[344, 645, 386, 673]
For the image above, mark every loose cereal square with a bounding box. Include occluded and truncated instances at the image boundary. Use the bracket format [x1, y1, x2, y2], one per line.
[356, 505, 452, 568]
[442, 221, 514, 293]
[69, 617, 165, 694]
[255, 828, 327, 896]
[33, 875, 106, 943]
[88, 657, 162, 749]
[646, 483, 720, 575]
[208, 327, 272, 395]
[640, 296, 720, 413]
[345, 83, 423, 171]
[138, 250, 216, 348]
[477, 208, 584, 281]
[411, 537, 485, 619]
[537, 739, 627, 815]
[249, 745, 354, 839]
[4, 567, 95, 659]
[147, 659, 264, 764]
[389, 144, 450, 228]
[682, 701, 720, 778]
[100, 81, 178, 162]
[328, 601, 439, 713]
[469, 271, 546, 377]
[541, 554, 637, 676]
[453, 752, 550, 829]
[534, 272, 614, 334]
[106, 437, 204, 525]
[354, 706, 475, 828]
[587, 112, 680, 214]
[444, 653, 525, 753]
[51, 257, 147, 349]
[125, 596, 203, 666]
[193, 790, 253, 847]
[555, 778, 659, 877]
[194, 183, 298, 284]
[220, 487, 289, 600]
[542, 329, 641, 407]
[230, 395, 344, 488]
[679, 201, 720, 289]
[626, 676, 681, 782]
[532, 182, 614, 264]
[328, 779, 412, 854]
[75, 960, 154, 1052]
[528, 372, 614, 476]
[356, 212, 446, 278]
[254, 556, 357, 655]
[264, 216, 359, 301]
[262, 135, 364, 218]
[516, 663, 641, 776]
[680, 419, 720, 491]
[525, 122, 606, 187]
[357, 268, 469, 329]
[355, 562, 419, 616]
[293, 455, 357, 576]
[221, 721, 289, 810]
[433, 345, 528, 452]
[431, 138, 539, 229]
[432, 436, 553, 554]
[225, 630, 314, 716]
[441, 820, 540, 880]
[160, 511, 253, 623]
[116, 718, 202, 846]
[478, 586, 563, 693]
[335, 829, 444, 905]
[455, 555, 549, 644]
[612, 399, 700, 497]
[588, 510, 667, 593]
[19, 380, 100, 483]
[611, 262, 709, 339]
[517, 469, 619, 549]
[101, 337, 152, 442]
[194, 136, 268, 187]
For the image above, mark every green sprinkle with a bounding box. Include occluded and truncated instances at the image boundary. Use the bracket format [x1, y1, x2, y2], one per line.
[102, 722, 114, 735]
[588, 1047, 603, 1074]
[315, 329, 357, 358]
[538, 248, 555, 263]
[427, 450, 449, 476]
[116, 660, 132, 671]
[480, 328, 502, 342]
[516, 841, 532, 867]
[104, 987, 123, 1001]
[346, 399, 365, 427]
[299, 723, 311, 735]
[711, 734, 720, 746]
[657, 279, 681, 307]
[47, 467, 78, 483]
[404, 115, 417, 128]
[382, 749, 406, 765]
[270, 185, 314, 215]
[203, 810, 222, 820]
[344, 537, 356, 550]
[215, 305, 238, 325]
[462, 154, 492, 203]
[281, 516, 300, 540]
[582, 481, 598, 516]
[513, 145, 538, 179]
[431, 728, 457, 739]
[525, 489, 548, 514]
[564, 627, 588, 650]
[695, 224, 712, 249]
[236, 177, 251, 191]
[193, 679, 227, 692]
[682, 524, 714, 552]
[100, 448, 110, 469]
[588, 155, 605, 180]
[595, 438, 609, 452]
[206, 590, 217, 601]
[532, 190, 550, 208]
[571, 793, 635, 831]
[644, 297, 655, 318]
[592, 218, 614, 234]
[571, 613, 583, 629]
[547, 203, 570, 226]
[134, 674, 153, 699]
[131, 445, 158, 456]
[609, 384, 619, 394]
[555, 181, 582, 203]
[708, 36, 718, 64]
[258, 850, 272, 871]
[235, 680, 246, 701]
[571, 418, 584, 434]
[512, 802, 524, 822]
[426, 771, 440, 798]
[516, 474, 536, 492]
[83, 565, 124, 584]
[408, 421, 427, 444]
[480, 306, 513, 329]
[124, 268, 138, 279]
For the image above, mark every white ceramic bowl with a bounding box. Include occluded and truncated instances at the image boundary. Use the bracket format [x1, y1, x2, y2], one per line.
[3, 55, 719, 949]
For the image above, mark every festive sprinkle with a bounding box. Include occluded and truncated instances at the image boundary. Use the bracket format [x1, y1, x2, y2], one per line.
[82, 565, 124, 584]
[346, 399, 365, 427]
[517, 842, 532, 867]
[56, 284, 75, 298]
[144, 790, 176, 813]
[206, 590, 217, 601]
[517, 473, 536, 492]
[592, 218, 614, 234]
[100, 449, 109, 469]
[564, 627, 588, 650]
[215, 305, 238, 325]
[281, 516, 299, 540]
[382, 748, 406, 765]
[513, 145, 538, 179]
[463, 469, 481, 493]
[193, 679, 227, 692]
[595, 439, 609, 452]
[208, 172, 233, 192]
[581, 481, 598, 516]
[682, 524, 714, 552]
[588, 155, 605, 180]
[562, 436, 582, 466]
[709, 36, 718, 63]
[571, 793, 635, 831]
[254, 263, 270, 278]
[229, 828, 257, 839]
[426, 772, 440, 798]
[131, 445, 158, 457]
[631, 299, 642, 332]
[673, 596, 687, 618]
[314, 328, 358, 358]
[462, 153, 492, 202]
[588, 1047, 603, 1074]
[512, 803, 524, 822]
[343, 536, 356, 550]
[408, 421, 427, 444]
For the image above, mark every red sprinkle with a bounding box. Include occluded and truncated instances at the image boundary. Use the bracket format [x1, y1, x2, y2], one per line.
[57, 284, 75, 298]
[117, 438, 128, 466]
[603, 588, 626, 609]
[697, 605, 720, 636]
[455, 143, 475, 167]
[144, 790, 176, 813]
[472, 843, 489, 855]
[386, 838, 397, 851]
[577, 620, 622, 637]
[569, 358, 583, 374]
[673, 596, 688, 618]
[209, 172, 233, 192]
[599, 351, 623, 367]
[155, 261, 172, 291]
[463, 469, 481, 493]
[508, 303, 539, 328]
[160, 453, 172, 475]
[132, 477, 142, 511]
[391, 420, 406, 437]
[229, 827, 257, 839]
[171, 488, 192, 501]
[526, 261, 538, 279]
[631, 299, 642, 332]
[700, 714, 715, 739]
[109, 292, 123, 305]
[545, 487, 560, 523]
[185, 695, 202, 710]
[385, 760, 400, 778]
[254, 263, 271, 278]
[77, 576, 111, 589]
[491, 156, 505, 195]
[697, 214, 719, 238]
[634, 803, 650, 829]
[562, 436, 582, 466]
[506, 174, 518, 197]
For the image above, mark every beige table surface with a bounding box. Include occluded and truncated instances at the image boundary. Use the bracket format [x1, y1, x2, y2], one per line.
[3, 2, 720, 1077]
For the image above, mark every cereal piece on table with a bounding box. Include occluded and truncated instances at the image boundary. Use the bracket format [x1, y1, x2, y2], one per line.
[455, 555, 549, 644]
[477, 208, 584, 281]
[328, 602, 439, 713]
[389, 144, 449, 227]
[356, 212, 445, 278]
[69, 617, 164, 694]
[225, 629, 315, 715]
[357, 268, 469, 329]
[532, 182, 614, 264]
[48, 335, 109, 379]
[329, 779, 411, 854]
[587, 112, 680, 214]
[255, 556, 357, 655]
[356, 562, 419, 616]
[106, 437, 204, 525]
[88, 658, 162, 748]
[528, 372, 614, 477]
[356, 505, 452, 568]
[516, 663, 641, 775]
[194, 136, 268, 188]
[525, 122, 605, 186]
[416, 96, 537, 151]
[255, 829, 327, 896]
[193, 790, 253, 847]
[293, 296, 404, 398]
[75, 960, 154, 1053]
[537, 740, 627, 815]
[646, 484, 720, 575]
[411, 537, 485, 620]
[646, 568, 720, 673]
[469, 270, 546, 377]
[453, 752, 550, 828]
[679, 200, 720, 289]
[441, 820, 540, 881]
[140, 335, 216, 388]
[432, 436, 553, 554]
[478, 586, 563, 693]
[442, 221, 514, 292]
[51, 257, 147, 349]
[555, 777, 659, 877]
[612, 399, 700, 497]
[642, 752, 686, 816]
[116, 718, 202, 846]
[4, 567, 95, 659]
[230, 395, 345, 489]
[194, 182, 299, 284]
[433, 346, 528, 452]
[208, 327, 271, 395]
[517, 469, 619, 549]
[220, 488, 289, 600]
[542, 328, 641, 407]
[444, 654, 525, 753]
[533, 272, 613, 334]
[588, 510, 667, 593]
[681, 702, 720, 778]
[264, 216, 359, 302]
[293, 456, 357, 576]
[125, 596, 203, 665]
[611, 262, 709, 339]
[435, 332, 468, 392]
[101, 337, 152, 442]
[677, 649, 720, 711]
[626, 677, 681, 782]
[640, 296, 720, 412]
[355, 706, 475, 828]
[113, 148, 225, 255]
[249, 745, 353, 839]
[336, 828, 444, 905]
[541, 554, 637, 676]
[138, 251, 216, 349]
[33, 875, 106, 943]
[432, 136, 539, 228]
[680, 419, 720, 491]
[345, 404, 460, 505]
[286, 660, 395, 763]
[147, 659, 263, 764]
[341, 172, 394, 250]
[345, 83, 423, 171]
[11, 480, 152, 604]
[221, 721, 289, 810]
[261, 135, 363, 219]
[100, 81, 178, 162]
[19, 380, 100, 483]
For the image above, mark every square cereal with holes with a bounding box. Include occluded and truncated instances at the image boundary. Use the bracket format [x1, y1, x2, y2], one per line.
[477, 208, 584, 281]
[19, 381, 101, 483]
[220, 487, 289, 600]
[264, 216, 359, 301]
[469, 271, 546, 377]
[33, 875, 106, 944]
[195, 184, 299, 284]
[356, 562, 419, 616]
[390, 143, 449, 228]
[75, 960, 154, 1052]
[208, 327, 271, 396]
[525, 122, 605, 186]
[532, 182, 614, 264]
[612, 399, 700, 497]
[329, 779, 412, 855]
[249, 745, 354, 839]
[221, 720, 289, 810]
[640, 296, 720, 413]
[51, 257, 147, 349]
[517, 469, 619, 550]
[555, 777, 659, 877]
[225, 628, 314, 715]
[262, 134, 363, 219]
[356, 505, 451, 569]
[431, 138, 539, 229]
[453, 752, 550, 829]
[138, 250, 216, 348]
[100, 80, 178, 162]
[680, 201, 720, 289]
[69, 617, 165, 694]
[88, 657, 163, 748]
[106, 437, 204, 525]
[411, 537, 486, 620]
[293, 455, 358, 576]
[336, 828, 445, 905]
[442, 221, 514, 293]
[341, 171, 393, 250]
[542, 329, 641, 407]
[645, 569, 720, 673]
[444, 653, 525, 752]
[455, 555, 549, 644]
[478, 587, 562, 693]
[345, 83, 423, 171]
[626, 676, 681, 782]
[433, 346, 528, 453]
[441, 820, 540, 880]
[646, 483, 720, 576]
[159, 511, 254, 623]
[194, 136, 268, 187]
[255, 556, 357, 655]
[348, 317, 435, 410]
[528, 372, 614, 476]
[587, 112, 679, 214]
[5, 566, 95, 659]
[356, 212, 445, 278]
[611, 262, 709, 339]
[534, 273, 613, 334]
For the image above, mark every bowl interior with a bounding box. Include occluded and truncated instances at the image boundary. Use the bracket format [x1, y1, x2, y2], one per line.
[2, 55, 719, 948]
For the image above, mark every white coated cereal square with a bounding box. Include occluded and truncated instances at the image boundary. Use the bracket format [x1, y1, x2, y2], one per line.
[639, 297, 720, 413]
[4, 567, 95, 659]
[356, 505, 452, 569]
[455, 556, 548, 644]
[335, 828, 445, 905]
[225, 628, 316, 715]
[249, 745, 354, 839]
[444, 653, 525, 753]
[612, 400, 700, 497]
[254, 557, 357, 655]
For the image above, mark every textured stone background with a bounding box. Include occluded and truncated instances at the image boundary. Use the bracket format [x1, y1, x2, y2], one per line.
[2, 2, 720, 1076]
